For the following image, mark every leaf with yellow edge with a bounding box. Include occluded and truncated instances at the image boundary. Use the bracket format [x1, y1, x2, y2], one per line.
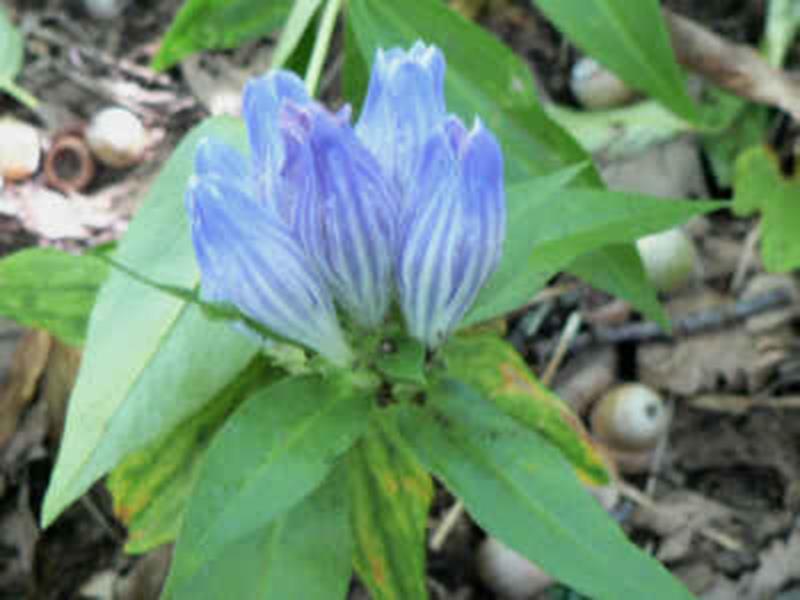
[347, 415, 433, 600]
[441, 333, 610, 485]
[107, 358, 278, 553]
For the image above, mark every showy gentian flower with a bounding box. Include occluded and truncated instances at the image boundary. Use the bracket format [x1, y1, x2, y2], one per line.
[186, 42, 505, 364]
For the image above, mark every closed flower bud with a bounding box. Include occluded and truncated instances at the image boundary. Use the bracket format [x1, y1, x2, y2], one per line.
[243, 70, 311, 223]
[291, 104, 397, 328]
[187, 143, 352, 366]
[397, 117, 505, 348]
[356, 42, 446, 203]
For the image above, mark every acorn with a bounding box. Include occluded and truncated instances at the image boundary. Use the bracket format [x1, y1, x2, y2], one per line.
[0, 118, 41, 182]
[570, 57, 638, 110]
[86, 107, 146, 168]
[590, 383, 669, 452]
[636, 228, 699, 293]
[477, 537, 553, 600]
[83, 0, 129, 20]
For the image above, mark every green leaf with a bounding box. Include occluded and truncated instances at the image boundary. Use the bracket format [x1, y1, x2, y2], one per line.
[467, 179, 722, 326]
[531, 0, 699, 123]
[546, 100, 693, 161]
[569, 244, 671, 328]
[375, 337, 427, 386]
[342, 13, 370, 113]
[271, 0, 324, 70]
[394, 380, 695, 600]
[347, 415, 433, 600]
[152, 0, 291, 71]
[163, 374, 372, 596]
[442, 333, 609, 485]
[0, 7, 38, 108]
[42, 117, 258, 527]
[170, 469, 353, 600]
[107, 358, 278, 554]
[0, 248, 107, 346]
[347, 0, 598, 185]
[733, 145, 800, 272]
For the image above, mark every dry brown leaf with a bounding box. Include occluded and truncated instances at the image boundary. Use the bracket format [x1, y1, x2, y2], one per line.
[0, 330, 52, 449]
[631, 491, 736, 562]
[638, 290, 763, 395]
[41, 339, 82, 445]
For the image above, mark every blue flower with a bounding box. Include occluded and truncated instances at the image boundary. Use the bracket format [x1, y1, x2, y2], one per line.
[187, 80, 352, 365]
[187, 42, 505, 361]
[356, 41, 446, 207]
[396, 116, 505, 347]
[289, 104, 397, 328]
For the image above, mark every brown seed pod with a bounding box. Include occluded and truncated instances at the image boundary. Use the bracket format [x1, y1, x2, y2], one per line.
[44, 135, 96, 193]
[590, 383, 669, 452]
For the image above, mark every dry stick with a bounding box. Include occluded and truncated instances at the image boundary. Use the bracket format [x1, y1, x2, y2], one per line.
[731, 220, 762, 293]
[618, 482, 743, 553]
[663, 8, 800, 121]
[535, 287, 793, 357]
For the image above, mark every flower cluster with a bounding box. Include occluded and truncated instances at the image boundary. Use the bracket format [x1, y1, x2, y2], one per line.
[186, 42, 505, 365]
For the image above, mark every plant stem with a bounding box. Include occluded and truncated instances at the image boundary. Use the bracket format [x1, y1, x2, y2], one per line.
[1, 79, 39, 110]
[305, 0, 343, 96]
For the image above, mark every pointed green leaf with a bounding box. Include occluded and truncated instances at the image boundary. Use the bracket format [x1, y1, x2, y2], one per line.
[163, 374, 372, 596]
[531, 0, 699, 123]
[442, 334, 609, 485]
[0, 7, 38, 108]
[107, 358, 278, 554]
[347, 415, 433, 600]
[171, 469, 353, 600]
[568, 244, 669, 328]
[467, 180, 722, 325]
[394, 380, 694, 600]
[347, 0, 596, 184]
[271, 0, 324, 70]
[42, 117, 258, 527]
[152, 0, 292, 71]
[0, 248, 108, 346]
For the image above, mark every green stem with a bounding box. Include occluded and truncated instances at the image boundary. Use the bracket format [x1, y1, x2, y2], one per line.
[2, 79, 39, 110]
[304, 0, 343, 97]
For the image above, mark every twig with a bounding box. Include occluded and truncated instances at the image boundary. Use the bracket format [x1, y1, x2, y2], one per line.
[429, 500, 465, 552]
[618, 482, 743, 552]
[664, 8, 800, 121]
[25, 19, 171, 87]
[540, 311, 582, 386]
[731, 220, 762, 292]
[534, 288, 792, 356]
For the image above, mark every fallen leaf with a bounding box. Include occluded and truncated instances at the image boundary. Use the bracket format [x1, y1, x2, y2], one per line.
[0, 330, 51, 449]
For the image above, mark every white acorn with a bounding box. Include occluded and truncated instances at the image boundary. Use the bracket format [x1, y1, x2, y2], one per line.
[83, 0, 129, 20]
[590, 383, 669, 452]
[477, 537, 553, 600]
[86, 107, 146, 168]
[637, 228, 699, 293]
[0, 118, 41, 181]
[570, 57, 637, 110]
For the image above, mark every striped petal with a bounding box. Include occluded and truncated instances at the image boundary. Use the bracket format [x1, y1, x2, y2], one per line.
[243, 70, 310, 222]
[186, 172, 352, 365]
[356, 42, 446, 207]
[396, 117, 505, 348]
[290, 104, 398, 328]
